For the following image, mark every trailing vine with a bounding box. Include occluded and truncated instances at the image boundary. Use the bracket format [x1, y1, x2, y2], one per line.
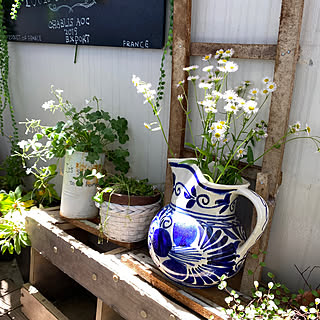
[0, 0, 26, 191]
[155, 0, 174, 109]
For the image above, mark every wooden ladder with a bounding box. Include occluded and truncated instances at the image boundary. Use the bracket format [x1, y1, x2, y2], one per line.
[164, 0, 305, 294]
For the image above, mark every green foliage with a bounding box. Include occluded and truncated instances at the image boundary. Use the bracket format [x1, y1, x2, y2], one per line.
[9, 0, 24, 20]
[79, 172, 159, 204]
[17, 88, 130, 194]
[0, 186, 34, 255]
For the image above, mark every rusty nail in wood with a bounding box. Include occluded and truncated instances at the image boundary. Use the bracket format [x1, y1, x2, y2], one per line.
[92, 273, 97, 281]
[287, 50, 291, 54]
[281, 52, 285, 56]
[179, 45, 182, 48]
[140, 310, 147, 318]
[113, 274, 119, 282]
[169, 315, 176, 320]
[70, 246, 75, 252]
[53, 246, 58, 253]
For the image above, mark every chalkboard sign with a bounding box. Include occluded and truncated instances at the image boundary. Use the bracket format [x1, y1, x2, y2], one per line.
[4, 0, 166, 49]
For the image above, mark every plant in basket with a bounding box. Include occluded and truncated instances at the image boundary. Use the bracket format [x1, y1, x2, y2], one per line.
[132, 49, 320, 288]
[81, 171, 162, 244]
[17, 87, 130, 219]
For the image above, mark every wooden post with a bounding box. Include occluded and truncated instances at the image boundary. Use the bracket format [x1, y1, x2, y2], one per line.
[240, 0, 305, 294]
[164, 0, 192, 204]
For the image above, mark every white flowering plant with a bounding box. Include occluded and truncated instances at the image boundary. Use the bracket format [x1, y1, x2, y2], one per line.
[217, 272, 320, 320]
[133, 49, 320, 185]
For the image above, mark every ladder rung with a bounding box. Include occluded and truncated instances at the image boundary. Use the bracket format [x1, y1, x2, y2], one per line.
[191, 42, 277, 60]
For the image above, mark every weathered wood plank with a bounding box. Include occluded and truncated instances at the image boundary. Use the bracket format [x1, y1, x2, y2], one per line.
[25, 213, 203, 320]
[121, 253, 227, 320]
[21, 283, 68, 320]
[96, 299, 125, 320]
[164, 0, 192, 204]
[7, 307, 29, 320]
[261, 0, 305, 196]
[0, 288, 21, 316]
[191, 43, 277, 60]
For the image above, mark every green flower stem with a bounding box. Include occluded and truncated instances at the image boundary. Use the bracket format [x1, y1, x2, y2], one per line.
[215, 134, 252, 184]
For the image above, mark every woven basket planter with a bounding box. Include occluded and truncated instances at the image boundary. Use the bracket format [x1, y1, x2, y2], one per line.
[96, 192, 162, 243]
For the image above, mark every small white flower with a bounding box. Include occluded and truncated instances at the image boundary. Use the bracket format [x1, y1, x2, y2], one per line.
[26, 168, 32, 175]
[243, 100, 258, 115]
[225, 296, 233, 304]
[249, 88, 259, 95]
[224, 103, 240, 114]
[17, 140, 29, 149]
[199, 82, 213, 89]
[202, 54, 212, 61]
[202, 65, 214, 72]
[215, 49, 225, 59]
[55, 89, 63, 95]
[315, 298, 320, 305]
[225, 61, 238, 72]
[223, 89, 238, 102]
[211, 75, 223, 82]
[132, 75, 141, 86]
[42, 100, 55, 110]
[309, 307, 317, 314]
[236, 148, 246, 159]
[242, 80, 252, 86]
[237, 305, 244, 311]
[236, 97, 246, 107]
[300, 306, 308, 313]
[177, 94, 183, 102]
[144, 122, 151, 130]
[217, 65, 227, 73]
[183, 65, 199, 71]
[176, 80, 185, 87]
[260, 88, 269, 96]
[211, 131, 225, 142]
[266, 81, 277, 92]
[218, 59, 228, 64]
[254, 281, 259, 289]
[262, 76, 272, 84]
[187, 75, 200, 81]
[222, 48, 234, 58]
[204, 106, 217, 113]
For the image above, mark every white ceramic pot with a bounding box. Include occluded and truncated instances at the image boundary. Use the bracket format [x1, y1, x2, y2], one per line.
[60, 151, 105, 219]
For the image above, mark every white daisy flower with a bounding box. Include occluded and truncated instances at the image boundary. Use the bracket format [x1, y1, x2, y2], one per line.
[187, 75, 200, 81]
[17, 140, 29, 150]
[260, 88, 269, 96]
[242, 80, 251, 86]
[176, 80, 185, 87]
[211, 90, 223, 98]
[243, 100, 258, 115]
[55, 89, 64, 95]
[266, 81, 277, 92]
[249, 88, 259, 95]
[225, 61, 238, 72]
[144, 122, 151, 130]
[200, 99, 216, 109]
[177, 94, 183, 102]
[236, 97, 246, 107]
[211, 131, 225, 142]
[222, 48, 234, 58]
[211, 76, 223, 82]
[183, 65, 199, 71]
[223, 89, 238, 102]
[262, 76, 272, 84]
[236, 148, 246, 159]
[218, 59, 228, 64]
[199, 82, 213, 90]
[305, 124, 311, 135]
[202, 65, 214, 72]
[204, 106, 217, 113]
[217, 65, 227, 73]
[215, 49, 224, 59]
[224, 103, 240, 114]
[202, 54, 212, 61]
[132, 75, 141, 86]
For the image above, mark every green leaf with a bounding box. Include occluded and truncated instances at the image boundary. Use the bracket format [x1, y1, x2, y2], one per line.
[259, 261, 266, 267]
[185, 142, 196, 149]
[247, 269, 253, 275]
[267, 272, 275, 279]
[274, 298, 281, 306]
[247, 146, 254, 164]
[298, 289, 305, 295]
[13, 235, 21, 255]
[312, 290, 319, 298]
[180, 159, 199, 166]
[251, 254, 258, 259]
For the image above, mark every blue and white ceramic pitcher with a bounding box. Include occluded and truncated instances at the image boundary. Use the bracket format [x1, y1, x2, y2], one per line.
[148, 158, 269, 288]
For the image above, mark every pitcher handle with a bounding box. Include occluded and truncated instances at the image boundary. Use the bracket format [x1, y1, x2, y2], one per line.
[235, 188, 269, 258]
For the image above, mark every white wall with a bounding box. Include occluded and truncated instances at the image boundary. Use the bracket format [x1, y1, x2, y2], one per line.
[3, 0, 320, 291]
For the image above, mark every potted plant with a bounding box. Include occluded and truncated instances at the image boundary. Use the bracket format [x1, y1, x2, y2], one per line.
[132, 49, 320, 288]
[17, 87, 130, 219]
[82, 171, 162, 244]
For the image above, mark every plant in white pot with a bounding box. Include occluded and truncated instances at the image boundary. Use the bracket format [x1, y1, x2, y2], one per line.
[17, 87, 130, 219]
[78, 171, 162, 244]
[132, 49, 320, 288]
